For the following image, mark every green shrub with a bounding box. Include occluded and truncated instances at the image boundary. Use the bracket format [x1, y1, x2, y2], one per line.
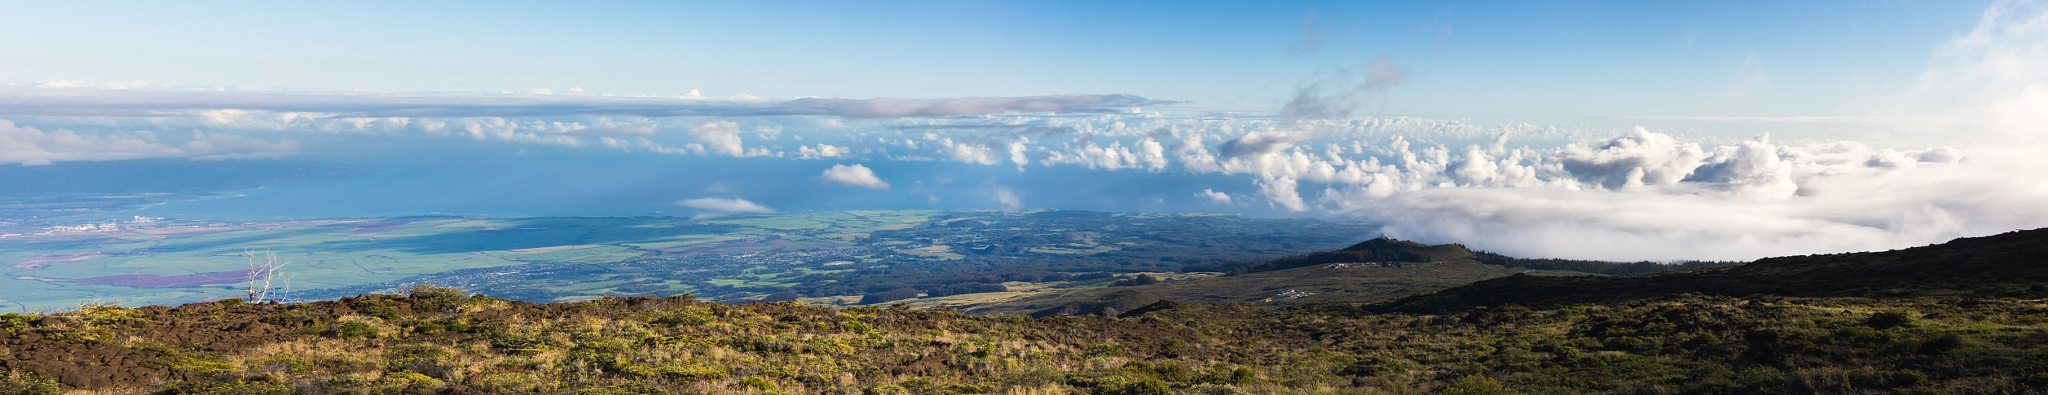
[736, 377, 777, 391]
[143, 353, 234, 374]
[0, 370, 60, 395]
[659, 365, 729, 382]
[385, 345, 456, 378]
[863, 383, 909, 395]
[1070, 375, 1170, 395]
[360, 304, 399, 320]
[325, 322, 380, 339]
[1918, 333, 1964, 355]
[647, 305, 716, 327]
[476, 372, 545, 393]
[406, 284, 469, 313]
[486, 327, 553, 355]
[1183, 384, 1248, 395]
[0, 314, 30, 334]
[386, 371, 444, 387]
[1867, 310, 1916, 329]
[152, 380, 294, 395]
[1440, 375, 1521, 395]
[40, 326, 113, 343]
[253, 355, 315, 375]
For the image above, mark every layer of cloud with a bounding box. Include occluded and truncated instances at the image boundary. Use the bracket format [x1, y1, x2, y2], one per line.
[819, 164, 889, 189]
[1336, 146, 2048, 261]
[0, 120, 295, 165]
[676, 197, 774, 219]
[0, 86, 1169, 118]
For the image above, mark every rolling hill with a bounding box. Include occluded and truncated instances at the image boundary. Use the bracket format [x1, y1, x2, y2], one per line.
[1376, 228, 2048, 313]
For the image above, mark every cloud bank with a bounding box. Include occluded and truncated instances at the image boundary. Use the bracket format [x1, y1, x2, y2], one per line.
[0, 86, 1168, 118]
[676, 197, 774, 219]
[0, 120, 295, 165]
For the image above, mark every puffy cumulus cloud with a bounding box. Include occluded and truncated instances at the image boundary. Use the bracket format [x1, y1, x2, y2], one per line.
[685, 120, 749, 157]
[1007, 140, 1032, 167]
[1554, 127, 1707, 190]
[934, 138, 1001, 165]
[1040, 138, 1166, 171]
[0, 86, 1171, 119]
[1257, 177, 1309, 211]
[1683, 135, 1797, 199]
[675, 197, 774, 219]
[796, 144, 851, 159]
[1218, 131, 1310, 158]
[0, 120, 295, 165]
[1196, 188, 1234, 204]
[818, 164, 889, 189]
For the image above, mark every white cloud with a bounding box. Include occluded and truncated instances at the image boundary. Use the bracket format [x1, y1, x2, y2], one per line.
[676, 197, 774, 219]
[796, 144, 850, 159]
[1331, 146, 2048, 261]
[1256, 176, 1308, 211]
[1218, 130, 1310, 158]
[0, 86, 1170, 119]
[935, 138, 1000, 165]
[1196, 189, 1233, 204]
[819, 164, 889, 189]
[991, 186, 1023, 209]
[1040, 138, 1167, 171]
[1007, 140, 1031, 167]
[1903, 0, 2048, 140]
[0, 120, 295, 165]
[686, 120, 746, 156]
[1553, 127, 1707, 190]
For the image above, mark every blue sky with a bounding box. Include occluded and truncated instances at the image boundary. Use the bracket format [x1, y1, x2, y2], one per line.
[4, 0, 2047, 261]
[0, 1, 1991, 116]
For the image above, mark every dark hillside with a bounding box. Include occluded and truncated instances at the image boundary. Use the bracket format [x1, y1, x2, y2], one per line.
[1185, 236, 1729, 276]
[1380, 228, 2048, 313]
[1472, 251, 1739, 275]
[1185, 237, 1472, 274]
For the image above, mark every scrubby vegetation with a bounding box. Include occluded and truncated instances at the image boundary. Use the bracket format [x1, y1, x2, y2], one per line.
[1470, 251, 1739, 276]
[5, 283, 2048, 394]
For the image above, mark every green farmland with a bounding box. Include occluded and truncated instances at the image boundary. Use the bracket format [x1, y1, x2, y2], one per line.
[0, 210, 1374, 312]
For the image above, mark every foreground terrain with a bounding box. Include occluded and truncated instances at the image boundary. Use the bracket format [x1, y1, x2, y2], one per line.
[6, 229, 2048, 394]
[4, 288, 2046, 394]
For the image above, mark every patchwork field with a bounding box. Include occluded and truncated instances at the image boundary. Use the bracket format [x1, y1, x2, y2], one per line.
[0, 210, 1375, 312]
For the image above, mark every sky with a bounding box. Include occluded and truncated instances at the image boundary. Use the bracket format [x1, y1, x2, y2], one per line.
[4, 0, 2047, 261]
